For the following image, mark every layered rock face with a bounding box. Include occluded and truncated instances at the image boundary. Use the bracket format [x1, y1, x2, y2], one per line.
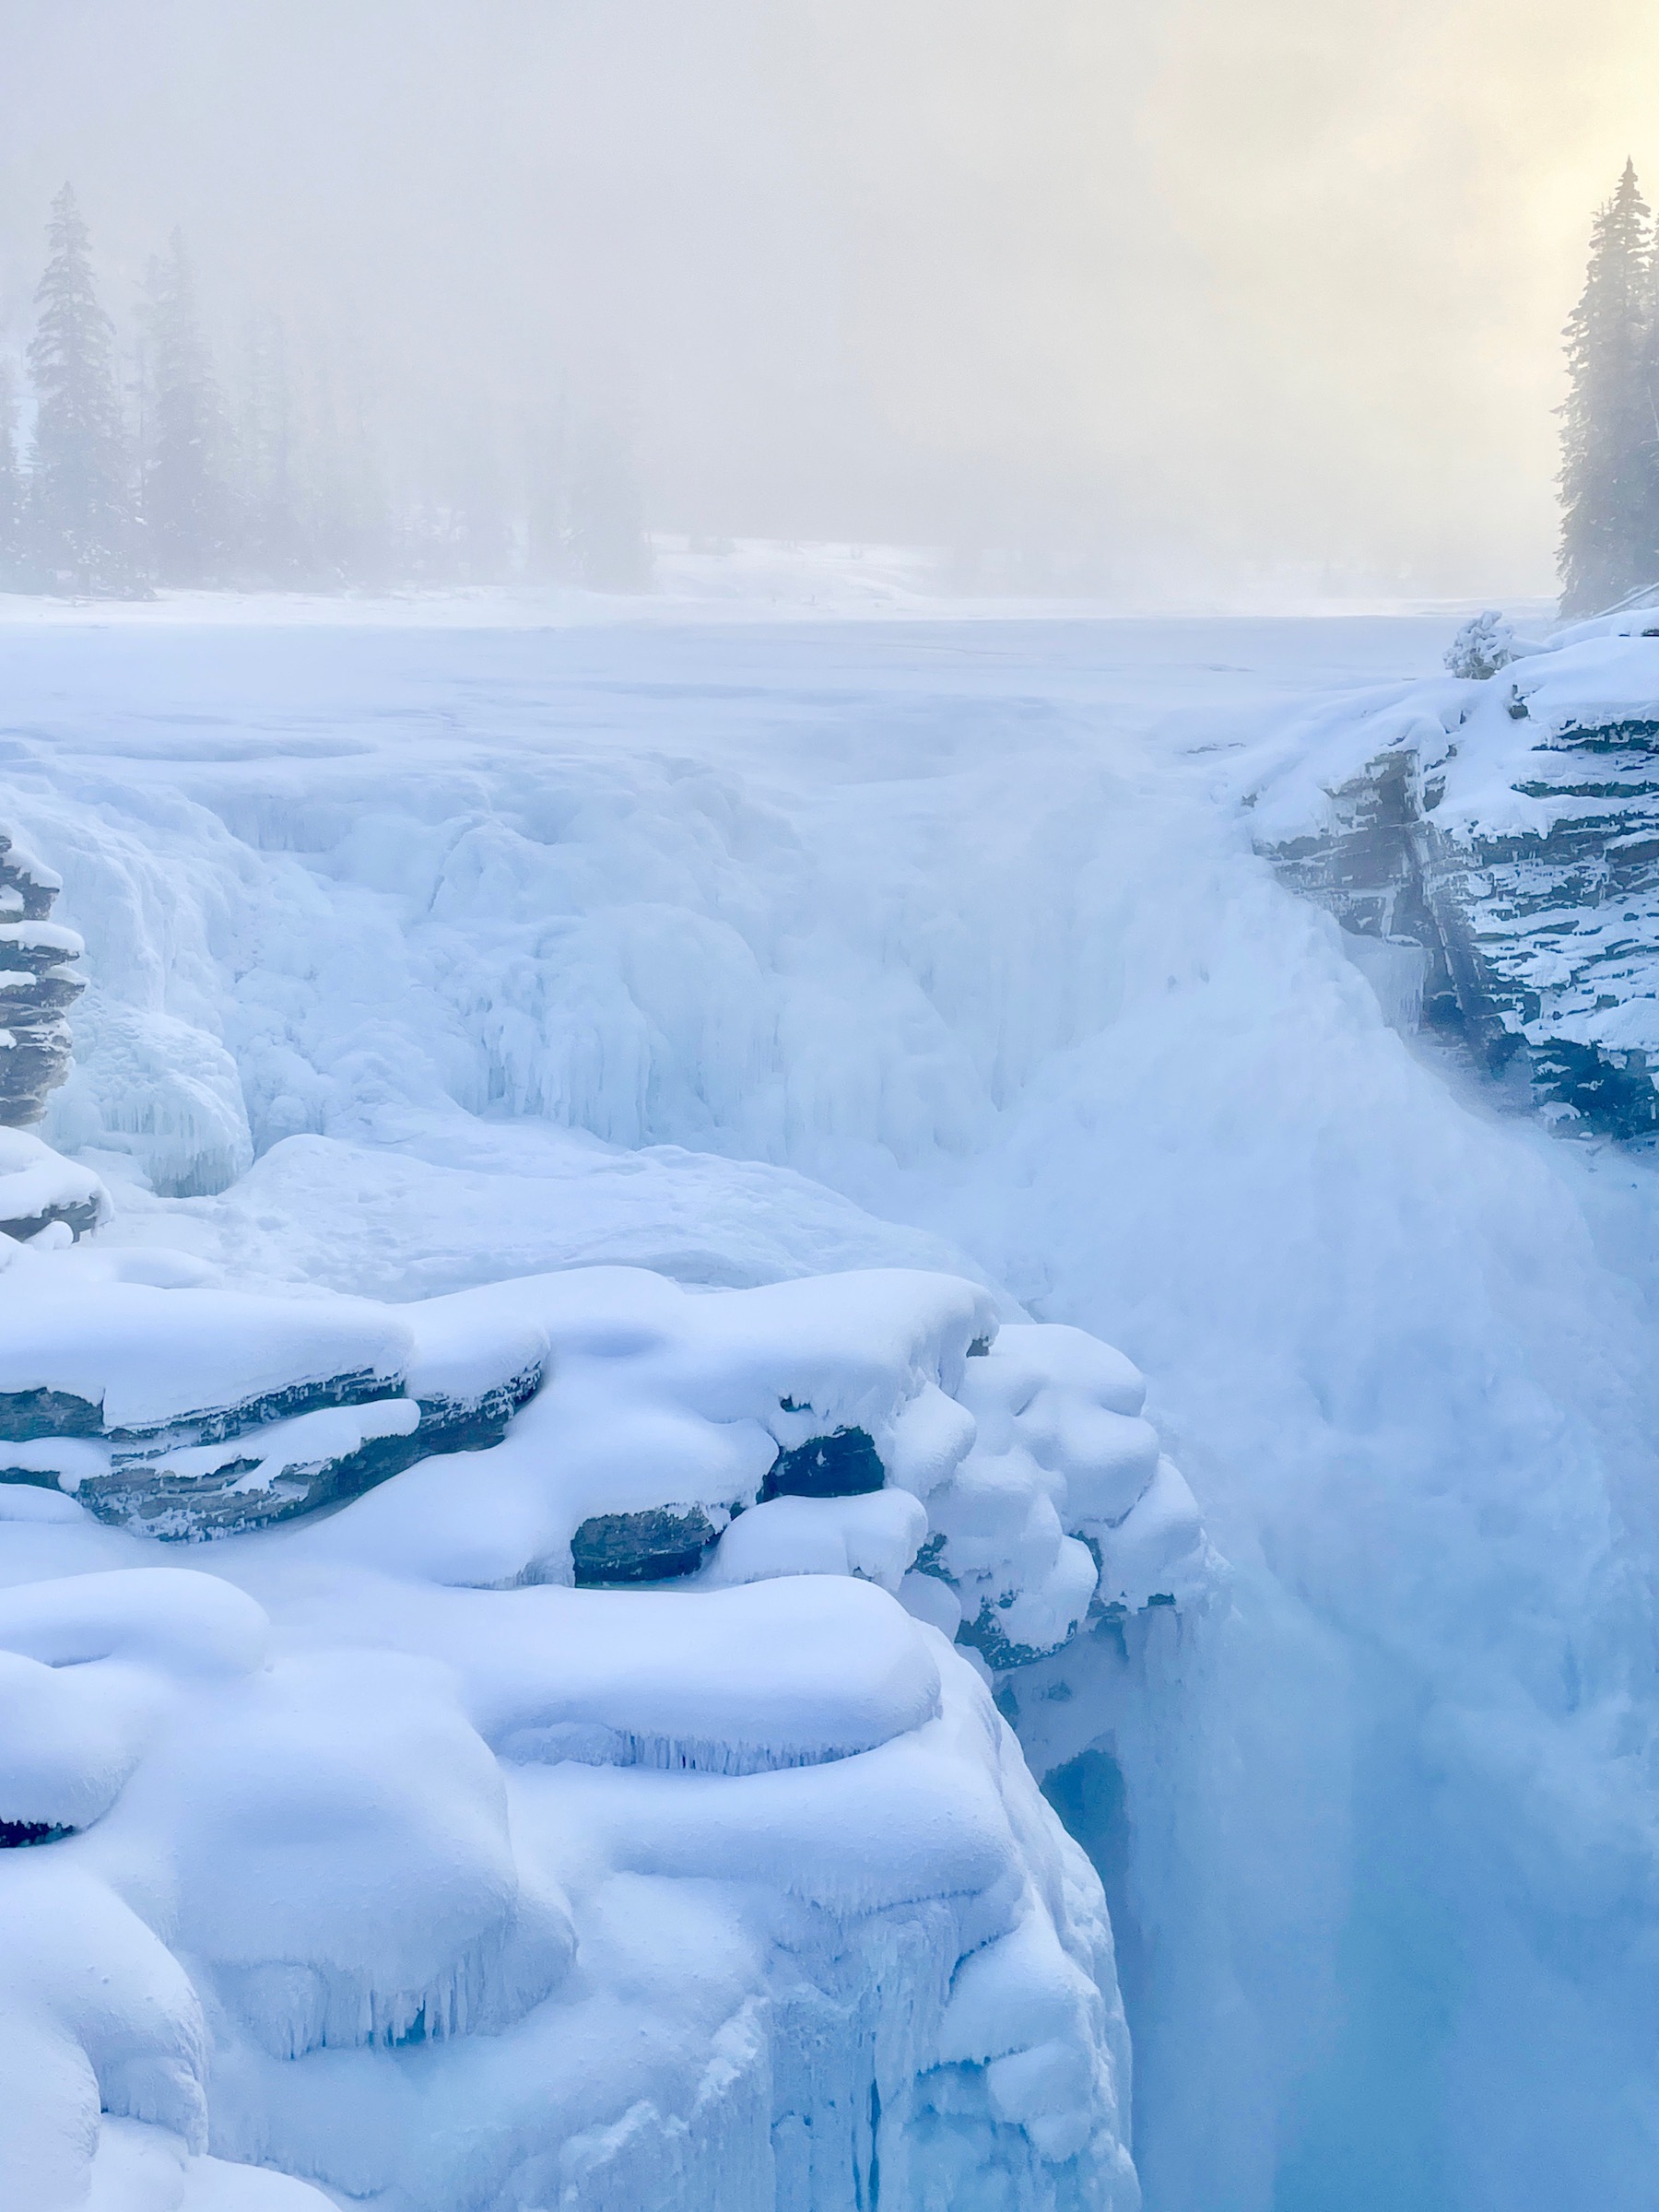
[0, 1276, 545, 1536]
[0, 827, 106, 1245]
[0, 827, 83, 1130]
[1253, 617, 1659, 1136]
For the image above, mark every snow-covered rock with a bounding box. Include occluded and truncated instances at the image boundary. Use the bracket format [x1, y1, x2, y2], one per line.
[1253, 609, 1659, 1135]
[0, 1220, 1210, 2207]
[0, 1269, 544, 1535]
[0, 825, 85, 1131]
[0, 1127, 112, 1243]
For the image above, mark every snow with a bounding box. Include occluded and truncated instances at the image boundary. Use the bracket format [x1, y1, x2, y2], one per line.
[2, 589, 1657, 2209]
[0, 1281, 409, 1437]
[0, 1233, 1163, 2203]
[0, 1127, 112, 1238]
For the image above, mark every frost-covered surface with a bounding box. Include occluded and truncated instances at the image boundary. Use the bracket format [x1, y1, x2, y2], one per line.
[0, 1125, 111, 1241]
[0, 1230, 1166, 2209]
[1250, 606, 1659, 1132]
[5, 596, 1659, 2209]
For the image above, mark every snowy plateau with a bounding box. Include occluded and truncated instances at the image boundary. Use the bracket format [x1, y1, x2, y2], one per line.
[3, 562, 1659, 2212]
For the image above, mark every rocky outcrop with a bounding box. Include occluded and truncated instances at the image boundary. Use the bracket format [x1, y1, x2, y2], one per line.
[0, 1130, 112, 1243]
[0, 829, 83, 1132]
[1253, 616, 1659, 1137]
[571, 1504, 732, 1583]
[0, 1280, 547, 1537]
[0, 828, 101, 1245]
[761, 1423, 887, 1500]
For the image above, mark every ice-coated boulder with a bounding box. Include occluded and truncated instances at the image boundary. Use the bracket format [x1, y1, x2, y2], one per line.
[0, 1127, 111, 1243]
[1253, 612, 1659, 1136]
[0, 827, 84, 1131]
[0, 1273, 546, 1535]
[0, 1234, 1207, 2209]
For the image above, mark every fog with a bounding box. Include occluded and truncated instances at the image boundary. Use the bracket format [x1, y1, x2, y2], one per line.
[3, 0, 1657, 598]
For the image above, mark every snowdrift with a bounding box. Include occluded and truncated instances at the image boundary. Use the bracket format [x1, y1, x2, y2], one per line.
[0, 1210, 1211, 2210]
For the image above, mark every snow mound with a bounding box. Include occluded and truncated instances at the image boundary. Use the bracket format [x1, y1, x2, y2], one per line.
[0, 1263, 546, 1535]
[0, 1230, 1196, 2208]
[0, 1128, 112, 1242]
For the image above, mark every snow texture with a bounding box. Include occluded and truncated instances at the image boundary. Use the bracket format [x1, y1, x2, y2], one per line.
[1252, 603, 1659, 1133]
[0, 1209, 1178, 2206]
[5, 587, 1659, 2212]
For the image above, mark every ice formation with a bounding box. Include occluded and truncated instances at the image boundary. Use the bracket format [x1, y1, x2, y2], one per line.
[0, 1214, 1199, 2208]
[8, 591, 1659, 2211]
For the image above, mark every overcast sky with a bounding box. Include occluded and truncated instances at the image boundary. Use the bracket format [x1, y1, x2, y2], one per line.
[2, 0, 1656, 596]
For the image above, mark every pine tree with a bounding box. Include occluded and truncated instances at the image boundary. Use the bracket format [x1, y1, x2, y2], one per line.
[233, 310, 306, 581]
[0, 364, 24, 584]
[138, 230, 231, 585]
[564, 419, 653, 592]
[27, 185, 136, 593]
[1559, 159, 1659, 616]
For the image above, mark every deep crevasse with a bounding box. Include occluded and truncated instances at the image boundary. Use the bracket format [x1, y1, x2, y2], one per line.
[5, 606, 1659, 2208]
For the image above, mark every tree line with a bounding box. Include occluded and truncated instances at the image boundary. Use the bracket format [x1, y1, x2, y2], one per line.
[2, 185, 651, 597]
[1559, 159, 1659, 616]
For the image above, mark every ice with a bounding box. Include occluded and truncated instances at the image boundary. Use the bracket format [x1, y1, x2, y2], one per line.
[5, 594, 1656, 2208]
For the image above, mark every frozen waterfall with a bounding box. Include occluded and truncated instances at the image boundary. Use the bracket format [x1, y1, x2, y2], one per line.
[2, 594, 1658, 2210]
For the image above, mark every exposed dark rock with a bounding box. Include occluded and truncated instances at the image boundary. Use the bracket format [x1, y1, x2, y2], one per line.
[760, 1425, 886, 1500]
[0, 1308, 547, 1540]
[0, 1131, 112, 1245]
[0, 1818, 73, 1847]
[571, 1505, 729, 1585]
[1260, 651, 1659, 1137]
[122, 1369, 409, 1451]
[955, 1596, 1061, 1673]
[87, 1426, 406, 1536]
[1, 1193, 102, 1241]
[65, 1359, 547, 1539]
[0, 1368, 406, 1451]
[0, 1387, 105, 1443]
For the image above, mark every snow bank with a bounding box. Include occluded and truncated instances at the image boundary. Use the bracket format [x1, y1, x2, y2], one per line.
[0, 1261, 546, 1535]
[0, 1127, 111, 1241]
[0, 1217, 1190, 2208]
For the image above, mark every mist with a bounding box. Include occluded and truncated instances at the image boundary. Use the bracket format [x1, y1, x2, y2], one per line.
[3, 0, 1657, 599]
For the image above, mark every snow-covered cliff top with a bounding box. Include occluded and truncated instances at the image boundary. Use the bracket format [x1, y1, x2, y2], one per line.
[1249, 606, 1659, 1132]
[0, 1196, 1212, 2208]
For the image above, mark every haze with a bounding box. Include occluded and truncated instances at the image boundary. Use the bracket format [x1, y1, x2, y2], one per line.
[3, 0, 1655, 600]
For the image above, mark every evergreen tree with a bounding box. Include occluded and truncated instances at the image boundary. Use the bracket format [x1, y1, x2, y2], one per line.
[563, 419, 653, 592]
[234, 310, 305, 581]
[1559, 159, 1659, 615]
[27, 185, 136, 593]
[520, 395, 571, 582]
[0, 364, 24, 584]
[138, 230, 231, 585]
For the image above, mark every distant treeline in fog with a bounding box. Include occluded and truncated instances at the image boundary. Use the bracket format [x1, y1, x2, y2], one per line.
[5, 186, 653, 598]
